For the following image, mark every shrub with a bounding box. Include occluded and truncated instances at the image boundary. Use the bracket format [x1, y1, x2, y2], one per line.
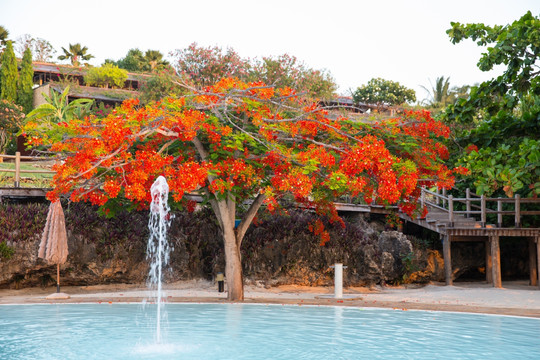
[84, 64, 128, 88]
[0, 241, 15, 259]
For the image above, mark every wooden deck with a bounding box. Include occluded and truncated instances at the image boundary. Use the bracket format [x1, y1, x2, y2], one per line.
[401, 188, 540, 289]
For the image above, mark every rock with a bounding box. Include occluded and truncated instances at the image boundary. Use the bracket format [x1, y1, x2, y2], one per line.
[377, 231, 413, 280]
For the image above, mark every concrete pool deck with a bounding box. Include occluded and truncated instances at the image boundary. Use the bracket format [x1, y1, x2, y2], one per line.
[1, 280, 540, 318]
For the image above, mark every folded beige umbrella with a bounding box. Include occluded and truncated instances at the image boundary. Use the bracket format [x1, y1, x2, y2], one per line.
[38, 200, 70, 300]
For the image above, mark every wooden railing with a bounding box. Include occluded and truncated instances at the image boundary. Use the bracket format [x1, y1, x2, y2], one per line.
[420, 187, 540, 228]
[0, 152, 55, 187]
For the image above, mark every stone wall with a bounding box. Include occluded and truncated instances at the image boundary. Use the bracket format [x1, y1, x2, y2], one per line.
[4, 203, 530, 289]
[0, 212, 446, 289]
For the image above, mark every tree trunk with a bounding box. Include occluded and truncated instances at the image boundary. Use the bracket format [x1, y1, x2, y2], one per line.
[209, 191, 265, 302]
[223, 224, 244, 301]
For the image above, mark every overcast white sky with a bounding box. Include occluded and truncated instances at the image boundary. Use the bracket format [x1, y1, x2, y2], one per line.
[1, 0, 539, 102]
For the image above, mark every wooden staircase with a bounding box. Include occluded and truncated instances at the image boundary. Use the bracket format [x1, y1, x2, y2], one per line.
[399, 187, 540, 289]
[408, 208, 486, 235]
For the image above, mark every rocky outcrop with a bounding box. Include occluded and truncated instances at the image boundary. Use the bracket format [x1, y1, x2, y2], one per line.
[1, 205, 529, 289]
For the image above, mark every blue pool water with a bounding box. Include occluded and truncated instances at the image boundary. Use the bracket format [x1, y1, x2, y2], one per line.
[1, 304, 539, 359]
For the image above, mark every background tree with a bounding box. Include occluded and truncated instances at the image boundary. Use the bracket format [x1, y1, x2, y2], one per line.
[111, 49, 169, 73]
[352, 78, 416, 108]
[421, 76, 451, 107]
[142, 50, 169, 72]
[17, 48, 34, 113]
[171, 43, 250, 87]
[84, 64, 128, 88]
[0, 25, 9, 48]
[249, 54, 336, 99]
[0, 41, 18, 101]
[109, 48, 145, 72]
[444, 11, 540, 197]
[0, 100, 24, 157]
[23, 78, 458, 301]
[15, 34, 56, 62]
[139, 69, 186, 104]
[58, 43, 94, 66]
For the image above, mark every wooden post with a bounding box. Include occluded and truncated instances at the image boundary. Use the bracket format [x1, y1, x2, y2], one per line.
[465, 188, 471, 218]
[448, 195, 454, 227]
[481, 195, 486, 228]
[56, 263, 60, 293]
[529, 238, 538, 287]
[486, 239, 493, 284]
[442, 188, 447, 208]
[14, 151, 21, 188]
[515, 194, 521, 228]
[490, 235, 502, 288]
[442, 235, 453, 286]
[537, 236, 540, 290]
[497, 198, 503, 228]
[420, 188, 425, 215]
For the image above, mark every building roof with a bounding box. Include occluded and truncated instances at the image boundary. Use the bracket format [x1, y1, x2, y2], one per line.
[50, 83, 139, 103]
[32, 62, 151, 82]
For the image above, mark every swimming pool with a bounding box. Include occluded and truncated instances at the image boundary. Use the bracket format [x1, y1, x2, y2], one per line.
[1, 304, 539, 359]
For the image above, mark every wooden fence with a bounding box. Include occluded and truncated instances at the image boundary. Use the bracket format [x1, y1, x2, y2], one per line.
[0, 152, 55, 187]
[420, 187, 540, 228]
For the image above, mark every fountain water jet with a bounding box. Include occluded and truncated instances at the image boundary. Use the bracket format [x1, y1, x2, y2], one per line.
[147, 175, 172, 344]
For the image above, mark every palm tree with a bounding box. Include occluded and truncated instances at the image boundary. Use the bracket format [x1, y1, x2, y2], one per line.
[421, 76, 451, 107]
[143, 50, 169, 72]
[58, 43, 94, 66]
[0, 25, 9, 46]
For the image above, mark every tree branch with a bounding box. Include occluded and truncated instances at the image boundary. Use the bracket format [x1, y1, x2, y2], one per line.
[236, 193, 266, 247]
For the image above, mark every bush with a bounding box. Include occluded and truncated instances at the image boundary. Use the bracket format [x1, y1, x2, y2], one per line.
[84, 64, 128, 88]
[0, 241, 15, 259]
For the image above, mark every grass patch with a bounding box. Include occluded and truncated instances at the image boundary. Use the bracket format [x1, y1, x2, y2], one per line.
[0, 162, 53, 188]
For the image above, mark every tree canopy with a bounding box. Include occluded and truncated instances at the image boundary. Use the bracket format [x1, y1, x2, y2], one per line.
[58, 43, 94, 66]
[17, 47, 34, 113]
[352, 78, 416, 108]
[84, 63, 128, 88]
[444, 11, 540, 197]
[111, 48, 169, 73]
[15, 34, 56, 62]
[0, 41, 18, 102]
[171, 43, 337, 99]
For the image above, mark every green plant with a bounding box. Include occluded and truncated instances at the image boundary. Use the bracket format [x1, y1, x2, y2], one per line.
[17, 47, 34, 113]
[444, 12, 540, 198]
[0, 241, 15, 259]
[140, 69, 186, 103]
[385, 212, 402, 229]
[84, 64, 128, 88]
[400, 251, 419, 283]
[0, 100, 24, 154]
[0, 41, 18, 101]
[58, 43, 93, 66]
[353, 78, 416, 107]
[23, 86, 93, 144]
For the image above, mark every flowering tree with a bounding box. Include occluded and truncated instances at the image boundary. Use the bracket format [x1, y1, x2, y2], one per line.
[23, 78, 459, 300]
[0, 100, 24, 156]
[171, 43, 250, 87]
[171, 43, 337, 99]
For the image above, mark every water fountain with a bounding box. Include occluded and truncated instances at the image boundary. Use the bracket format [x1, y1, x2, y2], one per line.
[147, 175, 172, 344]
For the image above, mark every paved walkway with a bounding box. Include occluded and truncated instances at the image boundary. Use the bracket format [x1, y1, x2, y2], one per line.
[1, 281, 539, 317]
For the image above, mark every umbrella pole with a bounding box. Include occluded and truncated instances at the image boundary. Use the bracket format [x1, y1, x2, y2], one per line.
[56, 263, 60, 293]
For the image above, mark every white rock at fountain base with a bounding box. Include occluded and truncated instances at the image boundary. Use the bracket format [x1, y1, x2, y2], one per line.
[45, 292, 70, 300]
